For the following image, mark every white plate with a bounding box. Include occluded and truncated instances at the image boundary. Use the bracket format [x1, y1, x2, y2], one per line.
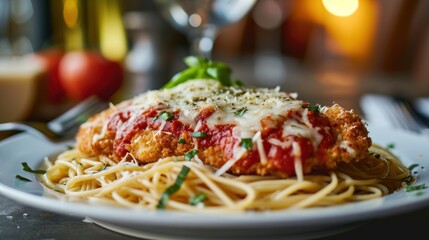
[1, 123, 429, 240]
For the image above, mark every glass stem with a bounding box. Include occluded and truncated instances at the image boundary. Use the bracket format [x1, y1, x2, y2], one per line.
[189, 24, 217, 59]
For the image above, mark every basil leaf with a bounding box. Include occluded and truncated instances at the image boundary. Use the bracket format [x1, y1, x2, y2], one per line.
[157, 166, 191, 209]
[405, 183, 427, 192]
[207, 67, 231, 87]
[196, 67, 209, 79]
[162, 67, 199, 89]
[303, 104, 320, 113]
[240, 138, 253, 151]
[159, 111, 173, 121]
[212, 61, 231, 71]
[232, 78, 243, 86]
[184, 56, 207, 67]
[387, 143, 395, 149]
[16, 175, 32, 182]
[185, 149, 199, 161]
[234, 107, 248, 117]
[189, 192, 207, 206]
[21, 162, 46, 174]
[162, 56, 241, 89]
[408, 163, 419, 171]
[190, 131, 207, 138]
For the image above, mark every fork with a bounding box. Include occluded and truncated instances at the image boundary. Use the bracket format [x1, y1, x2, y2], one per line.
[0, 96, 109, 142]
[360, 94, 429, 135]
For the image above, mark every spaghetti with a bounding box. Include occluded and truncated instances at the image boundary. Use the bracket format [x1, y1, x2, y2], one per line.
[40, 144, 413, 212]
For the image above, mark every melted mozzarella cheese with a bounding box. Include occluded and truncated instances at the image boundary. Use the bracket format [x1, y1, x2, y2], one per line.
[130, 79, 303, 135]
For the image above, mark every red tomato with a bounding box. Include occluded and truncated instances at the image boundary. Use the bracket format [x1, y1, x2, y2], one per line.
[58, 51, 123, 101]
[33, 49, 65, 103]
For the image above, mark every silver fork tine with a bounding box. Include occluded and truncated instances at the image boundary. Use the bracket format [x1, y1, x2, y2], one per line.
[361, 94, 422, 133]
[365, 94, 429, 136]
[393, 96, 429, 129]
[379, 96, 407, 129]
[0, 122, 50, 140]
[0, 95, 109, 141]
[47, 96, 108, 135]
[390, 98, 421, 132]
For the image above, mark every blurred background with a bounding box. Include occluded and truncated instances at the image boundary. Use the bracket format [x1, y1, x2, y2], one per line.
[0, 0, 428, 125]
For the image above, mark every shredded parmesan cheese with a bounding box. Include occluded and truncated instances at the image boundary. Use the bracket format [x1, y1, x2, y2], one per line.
[215, 147, 247, 176]
[156, 120, 167, 135]
[252, 131, 268, 165]
[292, 142, 304, 182]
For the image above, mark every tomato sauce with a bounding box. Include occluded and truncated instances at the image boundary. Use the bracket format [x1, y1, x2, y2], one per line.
[107, 107, 335, 176]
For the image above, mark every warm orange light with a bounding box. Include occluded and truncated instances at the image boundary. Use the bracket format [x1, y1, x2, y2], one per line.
[322, 0, 359, 17]
[290, 0, 376, 68]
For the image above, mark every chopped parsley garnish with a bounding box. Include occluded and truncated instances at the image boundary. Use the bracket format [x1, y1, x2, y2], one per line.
[16, 175, 32, 182]
[157, 166, 190, 209]
[240, 138, 253, 151]
[185, 149, 199, 161]
[189, 192, 207, 206]
[405, 183, 427, 192]
[386, 143, 395, 149]
[178, 138, 186, 144]
[234, 107, 248, 117]
[303, 104, 320, 113]
[159, 111, 173, 121]
[21, 162, 46, 174]
[190, 131, 207, 138]
[162, 56, 242, 89]
[408, 163, 419, 172]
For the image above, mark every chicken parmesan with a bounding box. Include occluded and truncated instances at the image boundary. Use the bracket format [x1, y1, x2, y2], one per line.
[75, 79, 371, 179]
[40, 57, 414, 211]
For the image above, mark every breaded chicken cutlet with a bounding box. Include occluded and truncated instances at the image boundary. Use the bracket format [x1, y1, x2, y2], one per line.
[76, 79, 371, 178]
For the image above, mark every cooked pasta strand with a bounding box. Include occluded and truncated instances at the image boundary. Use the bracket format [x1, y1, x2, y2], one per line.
[39, 144, 413, 212]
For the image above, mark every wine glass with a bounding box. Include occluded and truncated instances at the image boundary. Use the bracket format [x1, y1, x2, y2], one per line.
[155, 0, 257, 59]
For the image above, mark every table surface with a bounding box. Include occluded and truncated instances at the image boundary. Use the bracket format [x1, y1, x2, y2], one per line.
[1, 58, 429, 239]
[1, 193, 429, 240]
